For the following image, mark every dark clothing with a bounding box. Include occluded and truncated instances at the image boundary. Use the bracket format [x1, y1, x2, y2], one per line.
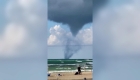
[58, 74, 62, 76]
[77, 67, 81, 74]
[48, 73, 51, 76]
[78, 67, 81, 71]
[75, 72, 79, 75]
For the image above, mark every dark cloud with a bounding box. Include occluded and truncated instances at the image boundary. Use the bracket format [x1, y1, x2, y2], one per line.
[48, 0, 93, 36]
[92, 0, 108, 18]
[48, 0, 108, 59]
[48, 0, 108, 36]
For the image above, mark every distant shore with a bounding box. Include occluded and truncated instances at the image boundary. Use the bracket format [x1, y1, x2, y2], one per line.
[48, 71, 92, 80]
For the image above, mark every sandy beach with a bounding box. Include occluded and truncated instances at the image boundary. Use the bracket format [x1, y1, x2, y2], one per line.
[48, 71, 92, 80]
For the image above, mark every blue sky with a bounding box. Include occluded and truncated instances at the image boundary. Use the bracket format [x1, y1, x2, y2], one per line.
[47, 20, 92, 36]
[0, 59, 47, 80]
[47, 46, 93, 59]
[0, 0, 8, 33]
[48, 21, 92, 30]
[47, 20, 92, 59]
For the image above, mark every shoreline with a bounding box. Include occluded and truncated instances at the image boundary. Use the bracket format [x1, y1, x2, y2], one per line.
[48, 71, 92, 80]
[48, 70, 92, 73]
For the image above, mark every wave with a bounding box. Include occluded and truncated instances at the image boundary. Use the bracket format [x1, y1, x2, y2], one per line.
[48, 70, 93, 73]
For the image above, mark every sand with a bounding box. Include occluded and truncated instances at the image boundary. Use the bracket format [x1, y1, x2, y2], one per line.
[48, 71, 92, 80]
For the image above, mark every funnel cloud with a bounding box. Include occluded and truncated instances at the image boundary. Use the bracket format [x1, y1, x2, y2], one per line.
[48, 0, 93, 59]
[48, 0, 108, 59]
[48, 0, 92, 36]
[64, 38, 81, 59]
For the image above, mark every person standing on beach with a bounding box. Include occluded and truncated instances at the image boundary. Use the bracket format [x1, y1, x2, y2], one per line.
[77, 65, 81, 74]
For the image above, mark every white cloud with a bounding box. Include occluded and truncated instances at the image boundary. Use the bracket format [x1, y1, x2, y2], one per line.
[0, 0, 47, 58]
[47, 25, 72, 45]
[5, 0, 47, 28]
[0, 23, 27, 57]
[93, 1, 140, 80]
[77, 27, 93, 45]
[47, 25, 92, 45]
[93, 2, 140, 56]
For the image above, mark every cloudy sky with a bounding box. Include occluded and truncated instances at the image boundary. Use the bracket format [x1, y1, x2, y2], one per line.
[93, 0, 140, 80]
[0, 0, 47, 59]
[47, 0, 93, 59]
[0, 0, 47, 80]
[1, 0, 140, 80]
